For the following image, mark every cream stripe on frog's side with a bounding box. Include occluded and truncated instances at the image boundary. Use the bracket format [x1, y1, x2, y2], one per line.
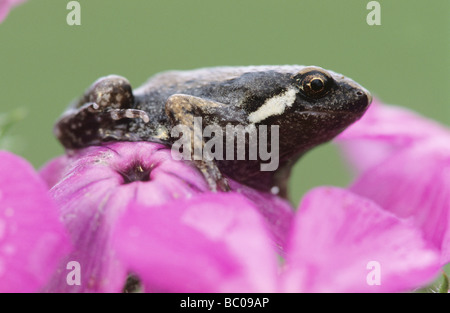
[248, 87, 297, 124]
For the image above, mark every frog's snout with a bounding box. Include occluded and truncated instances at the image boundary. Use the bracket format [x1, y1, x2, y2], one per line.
[356, 86, 372, 106]
[351, 87, 372, 117]
[343, 78, 372, 114]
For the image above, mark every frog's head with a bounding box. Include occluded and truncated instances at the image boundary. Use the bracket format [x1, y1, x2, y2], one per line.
[247, 66, 372, 161]
[292, 66, 371, 117]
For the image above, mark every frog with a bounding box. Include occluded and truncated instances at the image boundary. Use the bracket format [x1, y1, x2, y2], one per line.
[54, 65, 372, 197]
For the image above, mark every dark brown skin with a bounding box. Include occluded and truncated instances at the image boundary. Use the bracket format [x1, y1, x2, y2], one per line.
[54, 66, 372, 196]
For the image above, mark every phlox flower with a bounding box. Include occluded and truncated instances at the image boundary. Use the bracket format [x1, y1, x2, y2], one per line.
[0, 98, 447, 293]
[337, 99, 450, 265]
[39, 142, 293, 292]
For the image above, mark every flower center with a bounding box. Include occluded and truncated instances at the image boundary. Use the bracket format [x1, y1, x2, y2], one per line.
[118, 162, 151, 184]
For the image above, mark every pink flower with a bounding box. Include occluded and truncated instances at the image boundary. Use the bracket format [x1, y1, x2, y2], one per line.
[337, 99, 450, 265]
[37, 98, 449, 292]
[0, 0, 26, 23]
[114, 193, 279, 293]
[3, 97, 444, 293]
[0, 151, 69, 292]
[40, 142, 293, 292]
[113, 186, 439, 292]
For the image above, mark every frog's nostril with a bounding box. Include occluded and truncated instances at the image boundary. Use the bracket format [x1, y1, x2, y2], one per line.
[356, 89, 372, 105]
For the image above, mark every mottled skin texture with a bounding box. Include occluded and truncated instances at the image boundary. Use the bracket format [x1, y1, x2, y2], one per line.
[55, 66, 371, 197]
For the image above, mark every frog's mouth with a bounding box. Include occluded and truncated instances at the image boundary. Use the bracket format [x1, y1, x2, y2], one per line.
[304, 110, 369, 125]
[303, 110, 360, 117]
[294, 111, 363, 131]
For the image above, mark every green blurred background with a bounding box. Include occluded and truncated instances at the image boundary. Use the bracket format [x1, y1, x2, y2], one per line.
[0, 0, 448, 205]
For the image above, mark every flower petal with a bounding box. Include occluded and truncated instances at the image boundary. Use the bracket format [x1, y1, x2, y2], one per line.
[40, 155, 69, 189]
[350, 137, 450, 264]
[283, 187, 440, 292]
[113, 193, 278, 292]
[0, 151, 70, 293]
[337, 100, 450, 174]
[228, 181, 294, 254]
[0, 0, 26, 23]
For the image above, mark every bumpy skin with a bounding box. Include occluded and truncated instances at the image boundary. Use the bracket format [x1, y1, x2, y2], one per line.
[55, 66, 372, 196]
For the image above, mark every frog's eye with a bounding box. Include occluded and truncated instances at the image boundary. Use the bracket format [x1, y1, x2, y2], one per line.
[295, 69, 334, 99]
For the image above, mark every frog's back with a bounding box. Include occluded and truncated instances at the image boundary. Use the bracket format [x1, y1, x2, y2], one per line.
[132, 65, 303, 111]
[128, 65, 304, 145]
[134, 66, 302, 92]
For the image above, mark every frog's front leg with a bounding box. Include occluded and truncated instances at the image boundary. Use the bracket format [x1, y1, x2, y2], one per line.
[165, 94, 234, 192]
[55, 75, 150, 149]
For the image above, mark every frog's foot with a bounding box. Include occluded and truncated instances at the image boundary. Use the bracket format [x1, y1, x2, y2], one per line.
[74, 101, 149, 123]
[110, 108, 150, 123]
[55, 75, 147, 149]
[54, 102, 150, 149]
[195, 160, 230, 192]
